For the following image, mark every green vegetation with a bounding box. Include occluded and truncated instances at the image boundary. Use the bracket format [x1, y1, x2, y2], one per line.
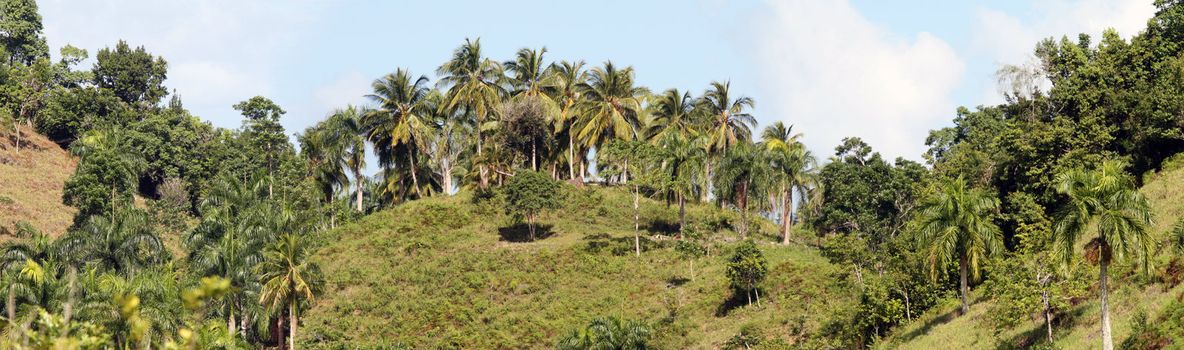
[6, 0, 1184, 349]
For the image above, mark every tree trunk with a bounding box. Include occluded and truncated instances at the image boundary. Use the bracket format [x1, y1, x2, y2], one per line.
[568, 133, 575, 180]
[528, 214, 536, 241]
[634, 185, 640, 257]
[738, 182, 749, 239]
[408, 153, 421, 197]
[959, 254, 970, 315]
[531, 139, 538, 171]
[702, 159, 713, 202]
[228, 311, 236, 337]
[290, 299, 297, 350]
[477, 128, 488, 188]
[355, 168, 364, 211]
[781, 190, 792, 245]
[903, 288, 912, 322]
[13, 124, 20, 154]
[1100, 259, 1113, 350]
[678, 194, 686, 240]
[1043, 289, 1053, 343]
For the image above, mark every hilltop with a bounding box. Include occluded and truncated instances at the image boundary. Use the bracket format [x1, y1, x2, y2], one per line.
[301, 186, 856, 349]
[0, 126, 75, 239]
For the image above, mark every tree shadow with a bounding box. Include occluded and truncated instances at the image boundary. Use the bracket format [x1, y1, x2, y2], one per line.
[497, 223, 555, 242]
[583, 234, 659, 256]
[994, 305, 1085, 350]
[715, 288, 762, 317]
[895, 307, 961, 343]
[644, 219, 680, 236]
[666, 276, 690, 288]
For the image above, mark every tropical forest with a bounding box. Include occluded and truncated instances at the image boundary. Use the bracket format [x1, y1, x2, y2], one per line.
[5, 0, 1184, 349]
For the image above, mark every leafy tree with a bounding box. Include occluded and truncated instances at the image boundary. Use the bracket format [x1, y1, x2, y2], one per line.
[599, 139, 660, 256]
[501, 170, 562, 241]
[35, 86, 128, 146]
[0, 0, 48, 65]
[1052, 159, 1153, 350]
[556, 316, 652, 350]
[498, 96, 554, 171]
[726, 240, 767, 306]
[913, 177, 1003, 314]
[653, 133, 705, 236]
[92, 40, 168, 107]
[234, 96, 289, 198]
[364, 69, 435, 199]
[437, 38, 503, 188]
[256, 233, 322, 350]
[63, 127, 146, 224]
[674, 240, 706, 281]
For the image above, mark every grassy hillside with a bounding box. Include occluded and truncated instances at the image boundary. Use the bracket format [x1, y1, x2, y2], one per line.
[0, 125, 75, 239]
[881, 165, 1184, 350]
[302, 186, 856, 349]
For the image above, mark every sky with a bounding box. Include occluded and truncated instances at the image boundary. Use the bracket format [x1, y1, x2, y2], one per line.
[37, 0, 1158, 161]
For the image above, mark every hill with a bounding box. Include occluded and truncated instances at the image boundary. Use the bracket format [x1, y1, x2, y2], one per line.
[881, 165, 1184, 349]
[0, 125, 75, 239]
[301, 186, 856, 349]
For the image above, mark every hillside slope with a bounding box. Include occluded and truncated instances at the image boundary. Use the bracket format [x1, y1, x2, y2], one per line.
[0, 125, 75, 239]
[301, 186, 855, 349]
[881, 165, 1184, 350]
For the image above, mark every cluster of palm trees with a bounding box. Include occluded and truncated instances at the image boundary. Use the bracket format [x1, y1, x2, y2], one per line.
[300, 38, 817, 243]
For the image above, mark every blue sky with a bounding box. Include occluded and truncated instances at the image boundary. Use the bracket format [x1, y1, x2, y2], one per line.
[38, 0, 1156, 161]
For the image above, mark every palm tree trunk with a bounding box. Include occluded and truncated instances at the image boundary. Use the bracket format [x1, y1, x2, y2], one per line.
[408, 152, 421, 197]
[443, 164, 453, 196]
[959, 254, 970, 314]
[678, 193, 686, 239]
[1043, 289, 1053, 343]
[634, 184, 640, 257]
[568, 133, 575, 180]
[528, 213, 536, 241]
[477, 126, 488, 188]
[781, 190, 792, 245]
[1100, 259, 1113, 350]
[355, 168, 364, 212]
[290, 299, 297, 350]
[531, 139, 538, 171]
[738, 182, 748, 239]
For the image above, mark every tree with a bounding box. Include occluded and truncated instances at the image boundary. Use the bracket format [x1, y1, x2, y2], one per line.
[0, 0, 48, 65]
[256, 233, 322, 350]
[726, 240, 767, 306]
[549, 60, 587, 181]
[55, 210, 167, 276]
[63, 127, 146, 224]
[644, 88, 701, 142]
[499, 97, 553, 171]
[92, 40, 168, 107]
[423, 91, 468, 196]
[654, 133, 705, 237]
[502, 170, 562, 241]
[575, 62, 647, 160]
[699, 80, 755, 156]
[364, 69, 434, 200]
[762, 122, 815, 245]
[1052, 159, 1153, 350]
[599, 140, 660, 256]
[437, 38, 503, 188]
[914, 177, 1003, 314]
[714, 143, 773, 239]
[234, 96, 289, 198]
[556, 316, 652, 350]
[5, 57, 52, 153]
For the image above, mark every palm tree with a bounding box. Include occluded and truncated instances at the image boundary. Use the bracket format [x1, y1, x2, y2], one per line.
[437, 38, 504, 188]
[423, 91, 469, 195]
[56, 210, 167, 276]
[713, 143, 774, 239]
[364, 68, 434, 200]
[699, 80, 756, 155]
[1052, 160, 1152, 350]
[504, 47, 557, 103]
[576, 61, 649, 177]
[645, 88, 701, 142]
[655, 133, 706, 237]
[914, 177, 1003, 314]
[549, 60, 588, 181]
[761, 122, 816, 245]
[335, 106, 369, 212]
[257, 233, 322, 350]
[556, 317, 651, 350]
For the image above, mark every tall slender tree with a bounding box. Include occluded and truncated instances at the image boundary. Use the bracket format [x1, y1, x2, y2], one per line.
[914, 177, 1003, 314]
[645, 88, 701, 142]
[257, 233, 322, 350]
[761, 122, 815, 244]
[1052, 160, 1153, 350]
[364, 69, 434, 200]
[576, 61, 648, 176]
[714, 143, 773, 239]
[437, 38, 504, 188]
[549, 60, 588, 181]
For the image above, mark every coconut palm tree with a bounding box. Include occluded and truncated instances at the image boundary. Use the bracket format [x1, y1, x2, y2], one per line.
[257, 233, 322, 350]
[714, 143, 774, 239]
[423, 90, 469, 195]
[504, 47, 557, 104]
[437, 38, 504, 188]
[761, 122, 816, 245]
[364, 68, 434, 200]
[576, 61, 649, 176]
[334, 106, 369, 212]
[645, 88, 701, 143]
[549, 60, 588, 181]
[699, 80, 756, 156]
[914, 177, 1003, 315]
[1052, 160, 1153, 350]
[655, 133, 706, 237]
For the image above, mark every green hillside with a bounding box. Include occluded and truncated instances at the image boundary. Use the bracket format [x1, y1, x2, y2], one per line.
[881, 165, 1184, 350]
[0, 125, 76, 239]
[302, 186, 855, 349]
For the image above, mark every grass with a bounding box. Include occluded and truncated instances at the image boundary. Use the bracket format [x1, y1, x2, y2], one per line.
[301, 186, 856, 349]
[0, 125, 75, 240]
[882, 165, 1184, 350]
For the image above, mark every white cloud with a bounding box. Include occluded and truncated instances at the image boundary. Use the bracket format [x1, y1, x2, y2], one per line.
[972, 0, 1155, 103]
[747, 0, 964, 160]
[38, 0, 325, 128]
[314, 71, 372, 113]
